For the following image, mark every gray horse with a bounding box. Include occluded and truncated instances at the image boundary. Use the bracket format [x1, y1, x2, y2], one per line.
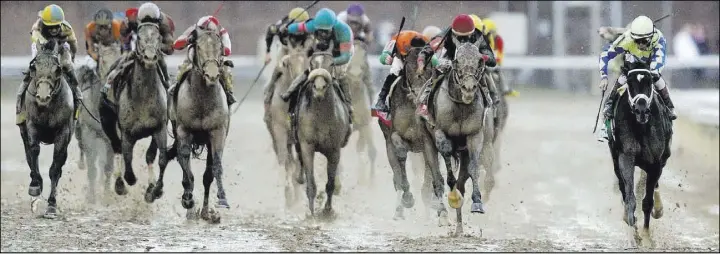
[18, 41, 76, 218]
[75, 42, 121, 203]
[264, 47, 308, 208]
[346, 39, 378, 185]
[167, 29, 231, 221]
[423, 41, 496, 235]
[292, 51, 352, 217]
[99, 22, 169, 200]
[378, 46, 450, 223]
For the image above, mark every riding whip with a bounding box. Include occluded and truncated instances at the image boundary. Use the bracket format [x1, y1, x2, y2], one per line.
[653, 14, 672, 24]
[592, 88, 607, 134]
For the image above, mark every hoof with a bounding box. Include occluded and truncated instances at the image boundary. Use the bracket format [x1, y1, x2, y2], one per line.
[393, 206, 405, 220]
[30, 197, 41, 213]
[319, 208, 336, 221]
[470, 202, 485, 214]
[181, 194, 195, 209]
[215, 199, 230, 209]
[144, 184, 156, 203]
[651, 208, 663, 219]
[152, 183, 164, 200]
[448, 188, 463, 209]
[114, 178, 127, 195]
[124, 171, 137, 186]
[201, 207, 221, 223]
[186, 208, 199, 220]
[401, 191, 415, 208]
[437, 210, 451, 227]
[43, 206, 58, 219]
[28, 185, 42, 197]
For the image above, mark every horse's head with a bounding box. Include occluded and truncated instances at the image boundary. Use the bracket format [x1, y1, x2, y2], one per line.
[280, 50, 309, 80]
[29, 41, 64, 107]
[452, 42, 484, 104]
[625, 68, 657, 125]
[136, 22, 162, 68]
[96, 42, 122, 79]
[307, 52, 335, 99]
[194, 29, 223, 86]
[403, 45, 432, 94]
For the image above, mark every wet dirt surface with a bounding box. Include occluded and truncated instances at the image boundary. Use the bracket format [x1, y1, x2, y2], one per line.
[1, 79, 718, 252]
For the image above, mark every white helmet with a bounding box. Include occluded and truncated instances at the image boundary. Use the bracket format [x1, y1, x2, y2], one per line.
[629, 15, 654, 39]
[422, 26, 443, 39]
[138, 2, 161, 21]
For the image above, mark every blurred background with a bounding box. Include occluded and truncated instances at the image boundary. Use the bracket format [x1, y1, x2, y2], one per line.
[1, 1, 718, 122]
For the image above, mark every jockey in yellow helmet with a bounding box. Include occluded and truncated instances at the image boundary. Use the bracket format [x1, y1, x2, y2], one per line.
[17, 4, 82, 125]
[481, 17, 517, 97]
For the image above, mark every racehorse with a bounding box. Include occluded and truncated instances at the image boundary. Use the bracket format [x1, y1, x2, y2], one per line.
[605, 58, 671, 247]
[166, 28, 232, 222]
[19, 41, 76, 218]
[293, 50, 352, 218]
[75, 42, 121, 203]
[346, 38, 378, 184]
[423, 41, 497, 235]
[264, 46, 309, 208]
[377, 44, 448, 222]
[99, 22, 169, 200]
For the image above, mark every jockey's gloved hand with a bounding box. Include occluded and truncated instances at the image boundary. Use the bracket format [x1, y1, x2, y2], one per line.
[599, 76, 609, 90]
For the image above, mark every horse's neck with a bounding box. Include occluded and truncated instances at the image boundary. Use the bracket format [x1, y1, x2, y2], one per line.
[130, 62, 161, 95]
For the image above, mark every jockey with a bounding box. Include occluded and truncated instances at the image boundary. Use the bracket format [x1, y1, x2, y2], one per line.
[416, 14, 498, 119]
[170, 15, 236, 106]
[481, 17, 518, 97]
[16, 4, 82, 126]
[120, 8, 139, 52]
[598, 15, 676, 134]
[337, 3, 374, 43]
[85, 8, 123, 62]
[279, 8, 355, 140]
[372, 30, 439, 113]
[263, 7, 312, 107]
[102, 2, 175, 106]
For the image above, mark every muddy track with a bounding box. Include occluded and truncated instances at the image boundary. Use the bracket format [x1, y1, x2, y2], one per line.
[1, 85, 718, 252]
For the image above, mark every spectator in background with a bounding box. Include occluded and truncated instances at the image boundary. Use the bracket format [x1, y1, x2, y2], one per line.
[691, 23, 710, 79]
[673, 23, 701, 80]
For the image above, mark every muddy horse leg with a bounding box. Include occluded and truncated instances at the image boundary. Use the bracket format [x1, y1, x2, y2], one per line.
[322, 148, 341, 218]
[640, 167, 662, 243]
[467, 133, 486, 214]
[617, 153, 637, 227]
[121, 134, 138, 186]
[453, 150, 471, 235]
[384, 134, 413, 220]
[300, 142, 317, 216]
[422, 132, 449, 225]
[176, 127, 196, 211]
[45, 127, 72, 218]
[209, 128, 230, 209]
[21, 125, 43, 197]
[200, 150, 217, 222]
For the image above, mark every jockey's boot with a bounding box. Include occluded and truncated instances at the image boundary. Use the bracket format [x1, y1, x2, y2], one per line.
[658, 86, 677, 120]
[372, 73, 397, 114]
[222, 69, 237, 106]
[337, 76, 354, 124]
[64, 67, 83, 120]
[15, 71, 32, 125]
[603, 81, 622, 120]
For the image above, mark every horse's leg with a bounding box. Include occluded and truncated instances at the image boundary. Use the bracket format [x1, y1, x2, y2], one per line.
[638, 167, 661, 247]
[467, 133, 487, 214]
[322, 148, 341, 219]
[200, 149, 217, 222]
[100, 137, 115, 198]
[453, 150, 472, 235]
[76, 125, 86, 171]
[651, 180, 664, 219]
[359, 125, 377, 184]
[121, 134, 138, 186]
[148, 126, 169, 202]
[176, 127, 195, 211]
[45, 128, 72, 218]
[443, 154, 457, 195]
[384, 134, 412, 220]
[20, 125, 43, 197]
[422, 133, 449, 226]
[300, 142, 317, 216]
[485, 136, 502, 203]
[209, 128, 230, 209]
[83, 133, 99, 204]
[617, 153, 637, 227]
